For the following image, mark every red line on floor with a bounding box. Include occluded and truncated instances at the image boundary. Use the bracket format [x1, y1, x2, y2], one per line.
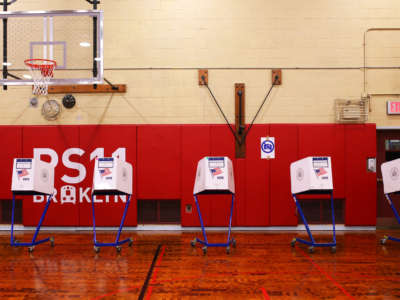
[145, 245, 166, 299]
[144, 286, 153, 300]
[260, 287, 271, 300]
[296, 247, 355, 300]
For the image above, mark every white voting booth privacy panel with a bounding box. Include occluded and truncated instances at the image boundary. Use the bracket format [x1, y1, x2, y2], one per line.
[11, 158, 54, 195]
[92, 157, 132, 195]
[290, 156, 333, 194]
[381, 158, 400, 194]
[193, 157, 235, 195]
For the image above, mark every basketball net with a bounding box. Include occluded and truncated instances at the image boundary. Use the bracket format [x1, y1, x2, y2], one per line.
[24, 59, 57, 96]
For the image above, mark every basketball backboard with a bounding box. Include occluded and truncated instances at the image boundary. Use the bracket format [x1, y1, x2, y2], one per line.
[0, 10, 103, 86]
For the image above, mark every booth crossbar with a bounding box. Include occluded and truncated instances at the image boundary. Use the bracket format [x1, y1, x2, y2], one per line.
[91, 194, 133, 253]
[381, 194, 400, 244]
[10, 193, 54, 252]
[291, 191, 337, 253]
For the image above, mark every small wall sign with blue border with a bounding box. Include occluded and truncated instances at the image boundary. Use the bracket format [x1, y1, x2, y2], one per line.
[261, 137, 275, 159]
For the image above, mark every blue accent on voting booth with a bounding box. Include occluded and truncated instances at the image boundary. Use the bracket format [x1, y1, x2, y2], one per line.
[11, 192, 54, 252]
[191, 194, 236, 254]
[291, 191, 337, 253]
[380, 194, 400, 245]
[91, 194, 133, 253]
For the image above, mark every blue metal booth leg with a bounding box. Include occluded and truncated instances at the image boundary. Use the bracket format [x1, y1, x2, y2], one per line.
[10, 193, 55, 252]
[291, 192, 336, 253]
[381, 194, 400, 244]
[91, 194, 133, 253]
[191, 194, 236, 254]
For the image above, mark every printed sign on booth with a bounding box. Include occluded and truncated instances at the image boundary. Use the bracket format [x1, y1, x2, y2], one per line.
[261, 137, 275, 159]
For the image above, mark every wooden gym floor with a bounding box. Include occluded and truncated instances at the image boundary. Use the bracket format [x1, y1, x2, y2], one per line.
[0, 230, 399, 299]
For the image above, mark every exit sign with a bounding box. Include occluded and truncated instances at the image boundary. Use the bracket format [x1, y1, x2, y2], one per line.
[387, 101, 400, 115]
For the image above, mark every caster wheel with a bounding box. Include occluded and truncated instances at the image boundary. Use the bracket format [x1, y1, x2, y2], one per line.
[128, 238, 133, 247]
[331, 246, 336, 253]
[308, 246, 314, 253]
[226, 246, 230, 254]
[202, 246, 207, 255]
[94, 246, 100, 253]
[50, 237, 55, 247]
[291, 238, 296, 247]
[28, 246, 34, 253]
[191, 239, 197, 247]
[232, 239, 236, 248]
[116, 246, 122, 253]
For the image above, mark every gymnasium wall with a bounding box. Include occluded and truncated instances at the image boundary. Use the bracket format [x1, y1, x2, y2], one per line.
[0, 123, 376, 227]
[0, 0, 399, 125]
[0, 1, 390, 226]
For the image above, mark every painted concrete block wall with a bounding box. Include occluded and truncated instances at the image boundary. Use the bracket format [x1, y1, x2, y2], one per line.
[0, 0, 399, 125]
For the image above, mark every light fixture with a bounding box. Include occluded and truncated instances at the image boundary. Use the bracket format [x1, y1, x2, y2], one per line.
[23, 74, 32, 79]
[79, 42, 91, 47]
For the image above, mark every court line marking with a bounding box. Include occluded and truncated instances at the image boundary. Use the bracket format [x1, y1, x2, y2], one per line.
[137, 244, 162, 300]
[145, 245, 166, 300]
[296, 247, 355, 300]
[260, 287, 271, 300]
[93, 269, 309, 299]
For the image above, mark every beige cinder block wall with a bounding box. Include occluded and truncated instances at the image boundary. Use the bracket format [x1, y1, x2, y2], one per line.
[1, 0, 400, 126]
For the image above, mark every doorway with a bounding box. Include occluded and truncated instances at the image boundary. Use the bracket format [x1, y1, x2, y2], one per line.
[377, 130, 400, 228]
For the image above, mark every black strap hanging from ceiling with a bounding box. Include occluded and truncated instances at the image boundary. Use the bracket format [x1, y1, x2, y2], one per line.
[201, 76, 242, 145]
[240, 76, 279, 145]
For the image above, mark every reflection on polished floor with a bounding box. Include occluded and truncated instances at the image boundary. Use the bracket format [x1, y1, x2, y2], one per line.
[0, 230, 399, 299]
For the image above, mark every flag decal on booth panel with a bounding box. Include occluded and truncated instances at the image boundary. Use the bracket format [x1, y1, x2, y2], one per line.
[17, 169, 29, 178]
[315, 168, 327, 177]
[100, 168, 112, 177]
[211, 168, 223, 176]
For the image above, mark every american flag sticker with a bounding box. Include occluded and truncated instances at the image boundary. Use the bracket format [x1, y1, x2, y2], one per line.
[99, 168, 112, 177]
[211, 168, 223, 176]
[17, 169, 29, 178]
[315, 168, 327, 177]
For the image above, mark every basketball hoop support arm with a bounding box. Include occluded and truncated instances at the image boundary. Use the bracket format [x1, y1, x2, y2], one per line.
[1, 0, 17, 90]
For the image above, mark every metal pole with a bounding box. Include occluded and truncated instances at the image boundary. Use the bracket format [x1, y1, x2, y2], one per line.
[31, 194, 53, 243]
[115, 194, 131, 243]
[227, 194, 234, 243]
[330, 192, 336, 243]
[194, 195, 208, 244]
[92, 0, 98, 87]
[11, 193, 15, 244]
[91, 194, 97, 243]
[3, 1, 7, 90]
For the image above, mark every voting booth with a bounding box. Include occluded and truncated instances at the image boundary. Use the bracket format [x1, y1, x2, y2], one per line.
[10, 158, 55, 252]
[290, 157, 336, 253]
[191, 157, 236, 254]
[91, 157, 133, 253]
[380, 159, 400, 244]
[290, 157, 333, 194]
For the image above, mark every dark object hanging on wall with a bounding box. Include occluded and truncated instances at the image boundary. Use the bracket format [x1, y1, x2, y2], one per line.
[62, 94, 76, 109]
